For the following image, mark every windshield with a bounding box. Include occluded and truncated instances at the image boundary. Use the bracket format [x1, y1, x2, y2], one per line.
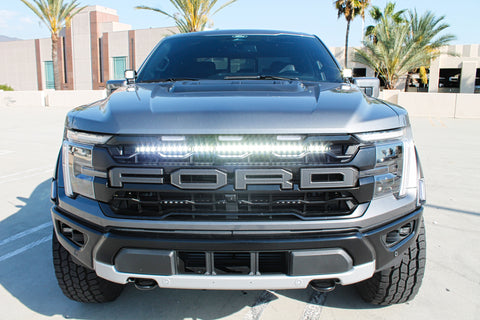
[136, 34, 342, 83]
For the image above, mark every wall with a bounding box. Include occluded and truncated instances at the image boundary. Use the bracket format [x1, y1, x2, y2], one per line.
[108, 30, 130, 80]
[71, 8, 93, 90]
[0, 90, 106, 108]
[378, 91, 480, 119]
[0, 40, 38, 91]
[38, 38, 52, 90]
[134, 27, 178, 70]
[46, 90, 107, 107]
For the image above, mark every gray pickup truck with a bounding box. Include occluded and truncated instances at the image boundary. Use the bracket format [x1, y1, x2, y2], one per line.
[50, 30, 426, 305]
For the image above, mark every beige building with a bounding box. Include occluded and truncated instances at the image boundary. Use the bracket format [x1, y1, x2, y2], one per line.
[330, 45, 480, 94]
[0, 5, 478, 94]
[0, 6, 176, 91]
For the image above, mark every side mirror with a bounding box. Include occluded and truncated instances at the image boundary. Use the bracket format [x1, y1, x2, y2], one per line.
[353, 77, 380, 98]
[106, 80, 126, 96]
[342, 68, 353, 79]
[125, 69, 137, 84]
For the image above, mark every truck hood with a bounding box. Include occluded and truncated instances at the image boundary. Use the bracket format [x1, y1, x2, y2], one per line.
[66, 80, 407, 135]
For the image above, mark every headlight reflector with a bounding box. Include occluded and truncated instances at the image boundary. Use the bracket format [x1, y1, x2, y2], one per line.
[357, 127, 417, 199]
[62, 130, 111, 198]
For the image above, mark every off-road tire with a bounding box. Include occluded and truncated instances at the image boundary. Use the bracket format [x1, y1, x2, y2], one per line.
[357, 220, 426, 305]
[52, 232, 124, 303]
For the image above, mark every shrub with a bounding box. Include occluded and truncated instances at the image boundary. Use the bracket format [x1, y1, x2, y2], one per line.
[0, 84, 14, 91]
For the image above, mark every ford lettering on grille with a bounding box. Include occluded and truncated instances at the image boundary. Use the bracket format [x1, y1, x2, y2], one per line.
[109, 168, 358, 190]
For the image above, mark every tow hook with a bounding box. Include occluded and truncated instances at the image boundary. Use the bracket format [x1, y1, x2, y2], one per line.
[130, 278, 158, 290]
[309, 279, 336, 292]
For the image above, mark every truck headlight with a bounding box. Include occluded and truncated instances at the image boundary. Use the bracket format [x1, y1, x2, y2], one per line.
[62, 130, 111, 198]
[357, 126, 417, 199]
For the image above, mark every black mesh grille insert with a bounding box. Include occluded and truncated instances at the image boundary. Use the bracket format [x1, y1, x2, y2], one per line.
[214, 253, 251, 275]
[176, 251, 288, 275]
[108, 190, 358, 220]
[178, 252, 206, 274]
[259, 252, 288, 274]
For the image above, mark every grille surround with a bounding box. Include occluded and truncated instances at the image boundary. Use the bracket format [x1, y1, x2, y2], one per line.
[95, 134, 375, 221]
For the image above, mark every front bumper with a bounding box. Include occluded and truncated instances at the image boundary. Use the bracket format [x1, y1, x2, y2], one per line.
[94, 260, 375, 290]
[51, 204, 423, 290]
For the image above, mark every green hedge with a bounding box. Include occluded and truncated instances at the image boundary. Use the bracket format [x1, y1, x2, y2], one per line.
[0, 84, 14, 91]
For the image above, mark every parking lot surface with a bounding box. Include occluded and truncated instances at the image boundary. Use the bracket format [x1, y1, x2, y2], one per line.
[0, 105, 478, 320]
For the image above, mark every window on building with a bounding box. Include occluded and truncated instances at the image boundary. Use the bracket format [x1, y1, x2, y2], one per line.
[99, 38, 104, 83]
[475, 69, 480, 93]
[439, 68, 461, 93]
[44, 61, 55, 89]
[62, 37, 68, 83]
[113, 56, 127, 80]
[353, 68, 366, 77]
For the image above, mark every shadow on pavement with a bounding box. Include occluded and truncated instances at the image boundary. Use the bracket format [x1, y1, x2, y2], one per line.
[424, 204, 480, 217]
[278, 285, 384, 310]
[0, 179, 380, 319]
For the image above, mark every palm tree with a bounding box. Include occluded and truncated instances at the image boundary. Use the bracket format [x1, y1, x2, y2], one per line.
[357, 0, 371, 40]
[135, 0, 237, 33]
[404, 10, 456, 90]
[354, 20, 421, 89]
[354, 10, 455, 89]
[20, 0, 86, 90]
[334, 0, 362, 68]
[365, 2, 406, 41]
[407, 10, 456, 56]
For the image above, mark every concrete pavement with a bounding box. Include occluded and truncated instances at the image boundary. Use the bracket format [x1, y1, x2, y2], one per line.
[0, 105, 478, 319]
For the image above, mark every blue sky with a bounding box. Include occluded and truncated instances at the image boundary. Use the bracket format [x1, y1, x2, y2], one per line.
[0, 0, 477, 47]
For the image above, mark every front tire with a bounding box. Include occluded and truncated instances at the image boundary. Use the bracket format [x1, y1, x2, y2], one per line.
[52, 232, 124, 303]
[357, 220, 426, 305]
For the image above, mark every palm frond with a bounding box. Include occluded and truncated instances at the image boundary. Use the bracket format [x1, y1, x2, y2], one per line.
[136, 0, 235, 33]
[355, 6, 455, 89]
[21, 0, 85, 35]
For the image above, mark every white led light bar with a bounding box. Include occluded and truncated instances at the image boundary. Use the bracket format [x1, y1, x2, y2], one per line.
[276, 135, 303, 141]
[218, 136, 244, 141]
[67, 130, 112, 145]
[134, 142, 330, 158]
[161, 136, 185, 141]
[355, 128, 405, 142]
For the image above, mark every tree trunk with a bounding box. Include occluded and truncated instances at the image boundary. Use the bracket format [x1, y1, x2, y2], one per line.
[404, 73, 411, 92]
[361, 18, 365, 42]
[51, 33, 62, 90]
[344, 20, 351, 68]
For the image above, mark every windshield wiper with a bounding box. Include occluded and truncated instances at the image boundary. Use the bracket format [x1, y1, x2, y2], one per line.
[224, 75, 299, 81]
[141, 78, 200, 83]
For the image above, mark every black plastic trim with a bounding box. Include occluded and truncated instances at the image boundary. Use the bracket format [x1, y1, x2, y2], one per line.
[51, 204, 423, 274]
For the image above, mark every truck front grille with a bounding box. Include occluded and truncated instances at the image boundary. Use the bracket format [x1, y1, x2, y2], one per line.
[107, 134, 360, 166]
[108, 190, 359, 220]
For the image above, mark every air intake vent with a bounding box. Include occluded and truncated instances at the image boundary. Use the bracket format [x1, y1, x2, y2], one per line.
[107, 190, 359, 220]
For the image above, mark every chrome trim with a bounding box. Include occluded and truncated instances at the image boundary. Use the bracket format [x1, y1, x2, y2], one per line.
[94, 260, 375, 289]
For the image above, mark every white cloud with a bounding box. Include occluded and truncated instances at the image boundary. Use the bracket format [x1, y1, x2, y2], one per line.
[0, 10, 18, 29]
[20, 16, 34, 24]
[0, 9, 43, 38]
